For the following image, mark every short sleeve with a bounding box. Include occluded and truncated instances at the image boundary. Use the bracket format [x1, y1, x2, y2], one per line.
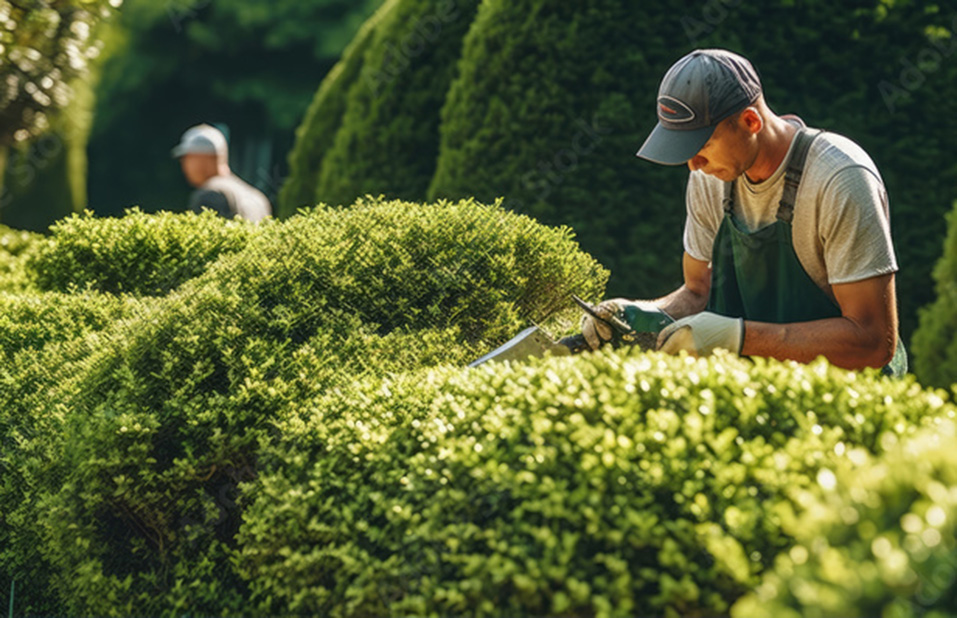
[818, 166, 898, 284]
[683, 172, 724, 262]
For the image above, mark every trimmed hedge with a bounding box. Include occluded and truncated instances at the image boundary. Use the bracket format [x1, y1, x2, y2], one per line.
[428, 0, 688, 299]
[0, 225, 40, 293]
[237, 348, 949, 617]
[277, 0, 399, 216]
[0, 290, 148, 361]
[733, 417, 957, 617]
[0, 197, 606, 615]
[28, 208, 255, 296]
[912, 201, 957, 388]
[313, 0, 482, 208]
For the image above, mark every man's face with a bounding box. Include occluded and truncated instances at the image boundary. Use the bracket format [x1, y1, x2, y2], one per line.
[686, 113, 758, 182]
[179, 153, 217, 187]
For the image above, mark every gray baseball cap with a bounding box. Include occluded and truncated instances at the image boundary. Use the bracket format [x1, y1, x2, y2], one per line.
[171, 124, 228, 159]
[637, 49, 762, 165]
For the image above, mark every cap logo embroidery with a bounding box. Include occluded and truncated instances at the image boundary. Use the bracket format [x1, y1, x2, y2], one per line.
[658, 96, 695, 124]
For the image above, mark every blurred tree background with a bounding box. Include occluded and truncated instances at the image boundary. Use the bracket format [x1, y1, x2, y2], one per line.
[0, 0, 121, 230]
[86, 0, 384, 216]
[0, 0, 384, 231]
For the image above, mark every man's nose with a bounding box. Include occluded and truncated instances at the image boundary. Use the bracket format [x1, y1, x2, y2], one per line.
[688, 155, 707, 171]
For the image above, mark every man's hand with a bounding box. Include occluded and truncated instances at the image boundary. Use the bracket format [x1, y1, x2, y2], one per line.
[581, 298, 673, 350]
[657, 312, 744, 357]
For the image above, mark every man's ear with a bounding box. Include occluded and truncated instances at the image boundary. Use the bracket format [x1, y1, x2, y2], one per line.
[740, 106, 763, 134]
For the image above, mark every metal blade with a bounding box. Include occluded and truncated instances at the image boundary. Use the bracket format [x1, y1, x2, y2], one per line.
[468, 326, 571, 367]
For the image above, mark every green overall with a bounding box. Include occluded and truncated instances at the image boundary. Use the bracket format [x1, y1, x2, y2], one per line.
[706, 128, 907, 378]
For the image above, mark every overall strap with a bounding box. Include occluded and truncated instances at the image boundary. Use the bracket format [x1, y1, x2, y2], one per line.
[723, 180, 734, 214]
[777, 128, 822, 223]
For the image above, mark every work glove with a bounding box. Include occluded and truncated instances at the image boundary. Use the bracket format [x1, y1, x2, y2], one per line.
[581, 298, 673, 350]
[657, 311, 744, 357]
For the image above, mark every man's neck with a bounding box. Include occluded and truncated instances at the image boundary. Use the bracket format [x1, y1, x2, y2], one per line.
[745, 115, 798, 184]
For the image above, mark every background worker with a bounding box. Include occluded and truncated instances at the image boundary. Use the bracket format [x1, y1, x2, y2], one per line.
[172, 123, 272, 223]
[583, 48, 906, 376]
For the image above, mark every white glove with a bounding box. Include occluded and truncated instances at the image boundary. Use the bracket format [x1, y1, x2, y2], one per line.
[581, 298, 672, 350]
[657, 312, 744, 357]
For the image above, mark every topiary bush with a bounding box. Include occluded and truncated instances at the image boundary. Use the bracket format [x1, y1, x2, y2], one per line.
[0, 225, 41, 292]
[312, 0, 482, 208]
[732, 417, 957, 618]
[27, 208, 255, 296]
[237, 347, 952, 617]
[912, 201, 957, 388]
[0, 290, 148, 361]
[277, 0, 399, 216]
[3, 197, 606, 616]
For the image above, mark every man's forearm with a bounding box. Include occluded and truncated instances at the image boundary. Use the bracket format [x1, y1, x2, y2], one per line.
[655, 285, 710, 321]
[743, 317, 896, 370]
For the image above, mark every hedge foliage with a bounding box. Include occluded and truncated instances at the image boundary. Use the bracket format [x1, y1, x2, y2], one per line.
[283, 0, 957, 341]
[912, 201, 957, 388]
[28, 208, 255, 296]
[313, 0, 482, 209]
[277, 0, 398, 216]
[733, 418, 957, 618]
[0, 197, 606, 615]
[237, 350, 950, 618]
[0, 224, 40, 293]
[0, 291, 148, 361]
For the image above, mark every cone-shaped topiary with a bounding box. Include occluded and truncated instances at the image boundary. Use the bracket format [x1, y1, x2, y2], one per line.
[428, 0, 690, 299]
[912, 201, 957, 388]
[312, 0, 482, 209]
[277, 0, 399, 217]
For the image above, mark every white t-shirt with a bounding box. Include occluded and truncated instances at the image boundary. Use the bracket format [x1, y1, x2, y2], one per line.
[683, 122, 898, 303]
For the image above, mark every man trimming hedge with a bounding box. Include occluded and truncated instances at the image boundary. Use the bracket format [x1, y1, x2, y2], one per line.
[582, 49, 906, 376]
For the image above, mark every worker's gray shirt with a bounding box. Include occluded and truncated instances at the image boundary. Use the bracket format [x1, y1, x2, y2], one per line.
[684, 121, 897, 303]
[189, 173, 272, 223]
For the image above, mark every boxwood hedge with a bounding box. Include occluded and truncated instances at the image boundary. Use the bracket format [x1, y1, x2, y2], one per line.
[1, 197, 606, 615]
[27, 208, 255, 296]
[237, 349, 951, 617]
[912, 201, 957, 389]
[277, 0, 399, 216]
[733, 418, 957, 618]
[0, 225, 40, 293]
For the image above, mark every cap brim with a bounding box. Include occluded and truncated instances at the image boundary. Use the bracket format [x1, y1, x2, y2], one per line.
[636, 122, 716, 166]
[171, 144, 187, 158]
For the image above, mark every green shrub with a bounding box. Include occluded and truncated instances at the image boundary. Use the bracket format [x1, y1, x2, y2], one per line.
[0, 290, 148, 361]
[0, 225, 41, 292]
[27, 208, 255, 296]
[277, 0, 399, 216]
[732, 417, 957, 618]
[237, 348, 951, 617]
[912, 201, 957, 388]
[428, 0, 689, 299]
[313, 0, 482, 208]
[5, 197, 605, 615]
